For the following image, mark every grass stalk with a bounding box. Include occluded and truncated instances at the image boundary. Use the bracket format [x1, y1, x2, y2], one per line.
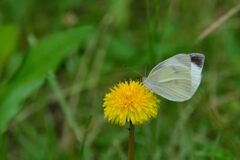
[47, 72, 82, 142]
[145, 0, 154, 64]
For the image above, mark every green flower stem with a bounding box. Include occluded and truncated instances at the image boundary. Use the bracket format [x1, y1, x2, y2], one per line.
[128, 122, 135, 160]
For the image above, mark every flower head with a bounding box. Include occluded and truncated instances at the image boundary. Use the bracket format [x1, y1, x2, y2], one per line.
[103, 80, 159, 126]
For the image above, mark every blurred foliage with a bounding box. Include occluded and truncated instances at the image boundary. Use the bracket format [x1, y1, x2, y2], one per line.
[0, 0, 240, 159]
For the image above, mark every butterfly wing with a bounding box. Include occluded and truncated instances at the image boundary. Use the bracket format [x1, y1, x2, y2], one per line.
[190, 53, 205, 95]
[143, 53, 204, 102]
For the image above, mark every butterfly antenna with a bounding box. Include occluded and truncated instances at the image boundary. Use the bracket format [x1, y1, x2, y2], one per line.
[133, 70, 143, 77]
[128, 68, 143, 77]
[144, 65, 148, 77]
[122, 65, 143, 77]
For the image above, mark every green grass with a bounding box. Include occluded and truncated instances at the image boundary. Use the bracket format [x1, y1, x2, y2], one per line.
[0, 0, 240, 159]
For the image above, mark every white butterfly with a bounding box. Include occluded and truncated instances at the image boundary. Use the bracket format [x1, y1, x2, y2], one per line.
[143, 53, 205, 102]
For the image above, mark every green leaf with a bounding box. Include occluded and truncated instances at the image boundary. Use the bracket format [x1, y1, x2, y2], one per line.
[0, 25, 19, 72]
[0, 26, 94, 133]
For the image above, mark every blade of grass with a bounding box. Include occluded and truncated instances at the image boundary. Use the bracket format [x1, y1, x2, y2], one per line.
[0, 26, 94, 133]
[145, 0, 155, 64]
[196, 3, 240, 43]
[47, 72, 82, 143]
[0, 133, 7, 160]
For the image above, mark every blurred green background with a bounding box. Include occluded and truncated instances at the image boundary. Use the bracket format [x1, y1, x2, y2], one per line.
[0, 0, 240, 159]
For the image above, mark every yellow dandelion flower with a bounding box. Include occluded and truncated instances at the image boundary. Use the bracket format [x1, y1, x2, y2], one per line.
[103, 80, 159, 126]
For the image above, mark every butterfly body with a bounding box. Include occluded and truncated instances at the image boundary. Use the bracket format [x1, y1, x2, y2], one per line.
[143, 53, 205, 102]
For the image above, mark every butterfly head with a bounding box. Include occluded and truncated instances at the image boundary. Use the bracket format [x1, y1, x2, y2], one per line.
[142, 77, 147, 83]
